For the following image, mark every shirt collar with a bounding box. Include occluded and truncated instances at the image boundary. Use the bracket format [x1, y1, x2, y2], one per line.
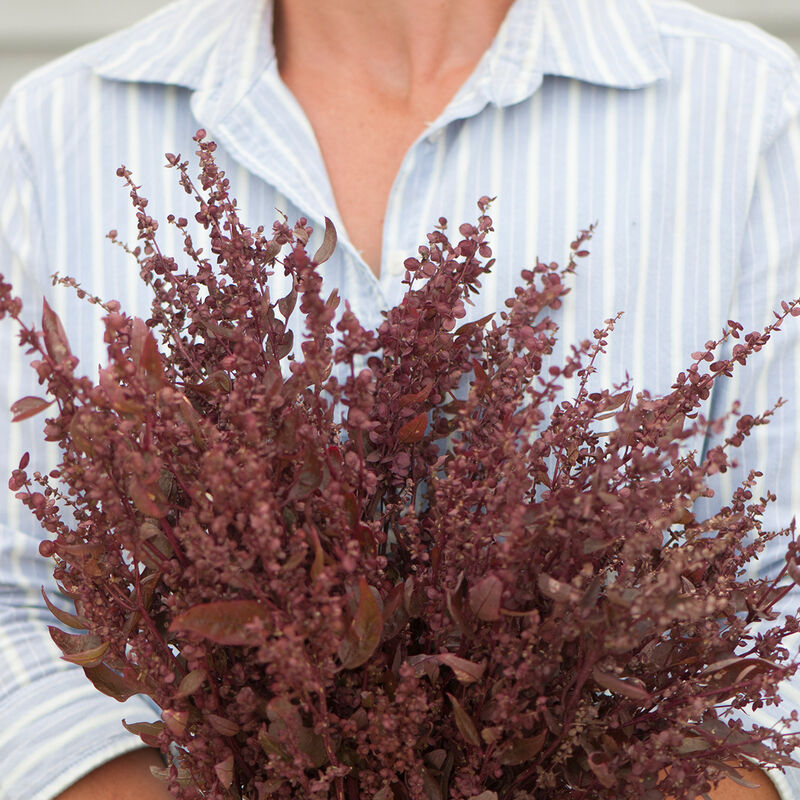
[90, 0, 670, 107]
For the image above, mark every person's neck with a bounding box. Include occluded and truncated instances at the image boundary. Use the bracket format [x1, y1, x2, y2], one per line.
[273, 0, 516, 102]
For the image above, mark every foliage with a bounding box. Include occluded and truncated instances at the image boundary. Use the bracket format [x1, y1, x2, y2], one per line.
[3, 131, 800, 800]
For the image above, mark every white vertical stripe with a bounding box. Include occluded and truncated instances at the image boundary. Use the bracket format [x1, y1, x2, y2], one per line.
[560, 79, 583, 399]
[602, 89, 619, 325]
[669, 38, 695, 379]
[608, 0, 657, 79]
[542, 0, 573, 77]
[88, 74, 105, 374]
[575, 0, 617, 85]
[632, 85, 657, 391]
[234, 0, 268, 99]
[707, 46, 732, 334]
[524, 90, 543, 270]
[166, 22, 223, 86]
[484, 108, 504, 313]
[125, 83, 142, 309]
[785, 116, 800, 530]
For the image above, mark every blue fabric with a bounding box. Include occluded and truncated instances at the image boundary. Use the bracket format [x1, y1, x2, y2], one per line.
[1, 0, 800, 796]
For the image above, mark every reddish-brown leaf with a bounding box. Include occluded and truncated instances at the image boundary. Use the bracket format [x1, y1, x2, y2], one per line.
[277, 286, 297, 320]
[41, 588, 89, 630]
[397, 412, 428, 444]
[140, 328, 166, 389]
[287, 450, 322, 501]
[258, 728, 290, 759]
[11, 396, 54, 422]
[586, 752, 615, 789]
[214, 755, 235, 788]
[207, 713, 240, 736]
[61, 639, 110, 667]
[436, 654, 486, 684]
[83, 663, 144, 701]
[176, 668, 207, 698]
[338, 576, 383, 670]
[170, 600, 273, 646]
[447, 693, 481, 747]
[48, 626, 103, 656]
[537, 573, 581, 604]
[468, 575, 503, 621]
[309, 528, 325, 581]
[122, 719, 165, 748]
[454, 313, 494, 337]
[128, 477, 167, 518]
[42, 298, 71, 363]
[499, 731, 547, 765]
[312, 217, 338, 265]
[398, 381, 434, 409]
[592, 668, 650, 701]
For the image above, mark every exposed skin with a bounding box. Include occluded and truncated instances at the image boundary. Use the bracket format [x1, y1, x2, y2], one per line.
[273, 0, 517, 276]
[54, 748, 171, 800]
[54, 2, 784, 798]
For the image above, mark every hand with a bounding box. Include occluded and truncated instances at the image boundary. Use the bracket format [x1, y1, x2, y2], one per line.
[669, 767, 781, 800]
[54, 748, 173, 800]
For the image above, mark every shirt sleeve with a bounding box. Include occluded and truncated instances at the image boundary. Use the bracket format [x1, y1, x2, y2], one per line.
[703, 55, 800, 798]
[0, 89, 159, 800]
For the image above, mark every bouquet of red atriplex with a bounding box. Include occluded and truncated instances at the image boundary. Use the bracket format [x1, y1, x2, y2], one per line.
[3, 131, 800, 800]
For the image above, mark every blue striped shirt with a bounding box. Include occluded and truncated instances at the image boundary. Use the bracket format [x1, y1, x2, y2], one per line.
[2, 0, 800, 796]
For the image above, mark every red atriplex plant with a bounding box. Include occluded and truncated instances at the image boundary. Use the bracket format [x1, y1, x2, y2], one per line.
[3, 130, 800, 800]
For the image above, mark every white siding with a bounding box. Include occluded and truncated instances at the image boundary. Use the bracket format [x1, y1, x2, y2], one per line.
[0, 0, 799, 102]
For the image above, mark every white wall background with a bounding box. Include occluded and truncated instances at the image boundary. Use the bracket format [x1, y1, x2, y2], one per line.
[1, 0, 799, 102]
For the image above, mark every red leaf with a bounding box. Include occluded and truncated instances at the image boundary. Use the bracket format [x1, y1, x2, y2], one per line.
[312, 217, 338, 265]
[309, 528, 325, 581]
[455, 313, 494, 337]
[140, 327, 167, 389]
[207, 713, 240, 737]
[170, 600, 273, 646]
[42, 298, 71, 362]
[586, 751, 615, 788]
[214, 755, 235, 788]
[537, 573, 581, 604]
[277, 286, 297, 320]
[436, 653, 486, 684]
[41, 588, 89, 630]
[499, 731, 547, 765]
[398, 381, 434, 409]
[446, 585, 472, 634]
[275, 330, 294, 359]
[258, 729, 290, 759]
[592, 668, 650, 701]
[338, 576, 383, 670]
[83, 663, 144, 701]
[128, 476, 167, 518]
[468, 575, 503, 621]
[287, 450, 322, 501]
[11, 396, 54, 422]
[176, 668, 207, 698]
[122, 719, 165, 748]
[48, 626, 103, 657]
[447, 693, 481, 747]
[397, 412, 428, 444]
[61, 639, 110, 667]
[787, 558, 800, 587]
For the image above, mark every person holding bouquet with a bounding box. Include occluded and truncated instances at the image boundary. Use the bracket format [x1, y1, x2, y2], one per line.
[1, 0, 800, 798]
